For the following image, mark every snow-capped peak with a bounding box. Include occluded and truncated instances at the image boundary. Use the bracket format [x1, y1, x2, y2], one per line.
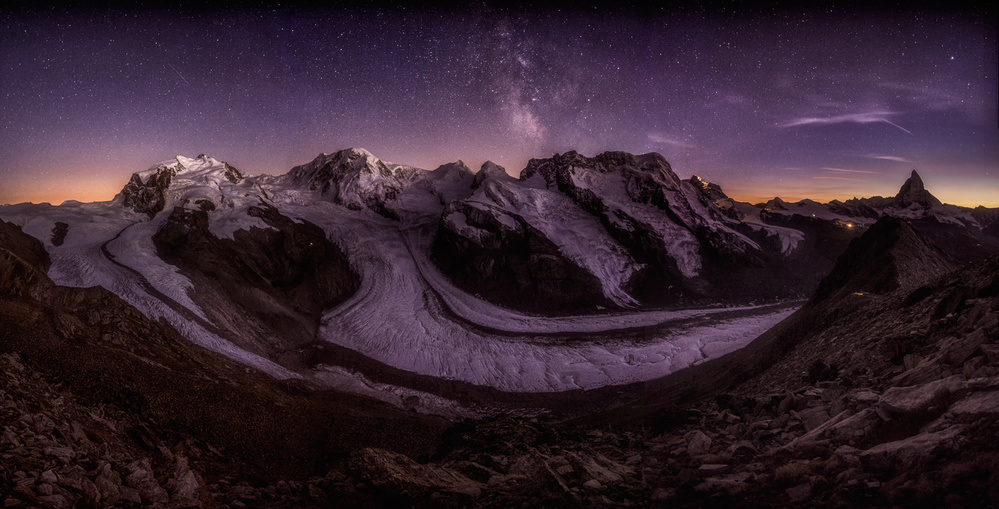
[430, 160, 473, 180]
[472, 161, 512, 189]
[763, 197, 789, 210]
[288, 148, 414, 188]
[116, 154, 245, 217]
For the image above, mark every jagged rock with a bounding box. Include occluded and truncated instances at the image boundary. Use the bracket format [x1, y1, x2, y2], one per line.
[948, 389, 999, 415]
[93, 463, 122, 506]
[797, 406, 831, 431]
[351, 448, 482, 499]
[981, 344, 999, 364]
[34, 495, 70, 509]
[125, 460, 170, 504]
[686, 430, 713, 455]
[118, 486, 142, 505]
[834, 445, 863, 467]
[564, 451, 632, 484]
[895, 170, 942, 209]
[878, 375, 965, 416]
[165, 455, 206, 507]
[42, 447, 72, 464]
[860, 425, 963, 470]
[726, 441, 757, 455]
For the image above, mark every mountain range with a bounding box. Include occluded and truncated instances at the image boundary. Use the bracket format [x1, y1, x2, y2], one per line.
[1, 149, 996, 401]
[2, 148, 998, 507]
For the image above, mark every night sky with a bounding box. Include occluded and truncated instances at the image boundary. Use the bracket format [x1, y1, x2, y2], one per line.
[2, 4, 997, 206]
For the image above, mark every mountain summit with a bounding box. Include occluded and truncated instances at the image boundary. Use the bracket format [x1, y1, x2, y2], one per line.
[895, 169, 942, 208]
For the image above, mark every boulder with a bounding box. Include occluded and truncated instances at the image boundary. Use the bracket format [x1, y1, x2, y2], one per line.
[878, 375, 965, 416]
[351, 448, 482, 499]
[948, 389, 999, 416]
[687, 430, 713, 455]
[860, 425, 963, 470]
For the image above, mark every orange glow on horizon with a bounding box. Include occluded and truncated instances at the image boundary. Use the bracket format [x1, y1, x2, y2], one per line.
[3, 170, 997, 210]
[729, 190, 999, 209]
[0, 175, 123, 207]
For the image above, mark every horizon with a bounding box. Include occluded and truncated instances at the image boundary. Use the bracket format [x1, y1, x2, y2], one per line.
[1, 6, 996, 208]
[1, 147, 995, 209]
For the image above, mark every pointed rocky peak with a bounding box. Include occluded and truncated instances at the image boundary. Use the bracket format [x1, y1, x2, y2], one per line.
[472, 161, 512, 188]
[687, 175, 730, 202]
[895, 170, 942, 208]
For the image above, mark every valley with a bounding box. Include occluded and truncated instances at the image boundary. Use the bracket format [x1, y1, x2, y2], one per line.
[2, 148, 997, 507]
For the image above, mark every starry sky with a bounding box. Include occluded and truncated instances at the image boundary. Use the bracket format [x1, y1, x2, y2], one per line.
[1, 4, 997, 207]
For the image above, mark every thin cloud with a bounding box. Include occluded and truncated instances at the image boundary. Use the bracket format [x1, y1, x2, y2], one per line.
[779, 112, 913, 135]
[648, 133, 695, 148]
[863, 154, 912, 163]
[821, 167, 880, 175]
[813, 176, 863, 181]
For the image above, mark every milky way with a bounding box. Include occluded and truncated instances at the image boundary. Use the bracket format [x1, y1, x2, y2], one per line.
[1, 4, 996, 206]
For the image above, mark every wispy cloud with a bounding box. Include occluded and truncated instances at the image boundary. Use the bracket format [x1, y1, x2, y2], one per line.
[821, 167, 880, 175]
[779, 111, 913, 135]
[648, 133, 695, 148]
[813, 176, 863, 181]
[862, 154, 912, 163]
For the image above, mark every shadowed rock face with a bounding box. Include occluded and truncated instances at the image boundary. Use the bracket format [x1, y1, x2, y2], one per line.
[153, 204, 359, 358]
[895, 170, 942, 208]
[119, 156, 244, 219]
[0, 218, 449, 507]
[432, 200, 612, 314]
[432, 150, 861, 313]
[813, 216, 956, 304]
[120, 166, 178, 218]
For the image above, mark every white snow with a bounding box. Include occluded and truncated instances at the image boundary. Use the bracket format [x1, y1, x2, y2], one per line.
[277, 199, 796, 393]
[459, 175, 642, 307]
[0, 152, 804, 411]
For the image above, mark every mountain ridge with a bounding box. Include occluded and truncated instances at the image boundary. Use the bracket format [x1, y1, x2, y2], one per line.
[0, 147, 996, 402]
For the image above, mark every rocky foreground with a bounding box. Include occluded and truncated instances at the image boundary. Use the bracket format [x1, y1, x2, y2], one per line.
[3, 216, 999, 507]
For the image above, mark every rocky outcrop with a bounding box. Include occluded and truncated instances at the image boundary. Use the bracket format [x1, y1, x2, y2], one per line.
[119, 164, 178, 218]
[895, 170, 943, 209]
[336, 252, 999, 508]
[118, 155, 244, 219]
[689, 175, 742, 220]
[433, 150, 823, 312]
[1, 218, 448, 508]
[153, 204, 359, 357]
[813, 216, 956, 303]
[288, 148, 419, 219]
[759, 170, 999, 264]
[433, 200, 611, 314]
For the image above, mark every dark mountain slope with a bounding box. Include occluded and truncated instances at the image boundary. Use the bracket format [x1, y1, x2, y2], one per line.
[385, 205, 999, 508]
[0, 220, 447, 507]
[152, 203, 359, 360]
[812, 216, 956, 303]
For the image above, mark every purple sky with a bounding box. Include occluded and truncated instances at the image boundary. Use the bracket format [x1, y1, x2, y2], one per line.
[1, 4, 996, 206]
